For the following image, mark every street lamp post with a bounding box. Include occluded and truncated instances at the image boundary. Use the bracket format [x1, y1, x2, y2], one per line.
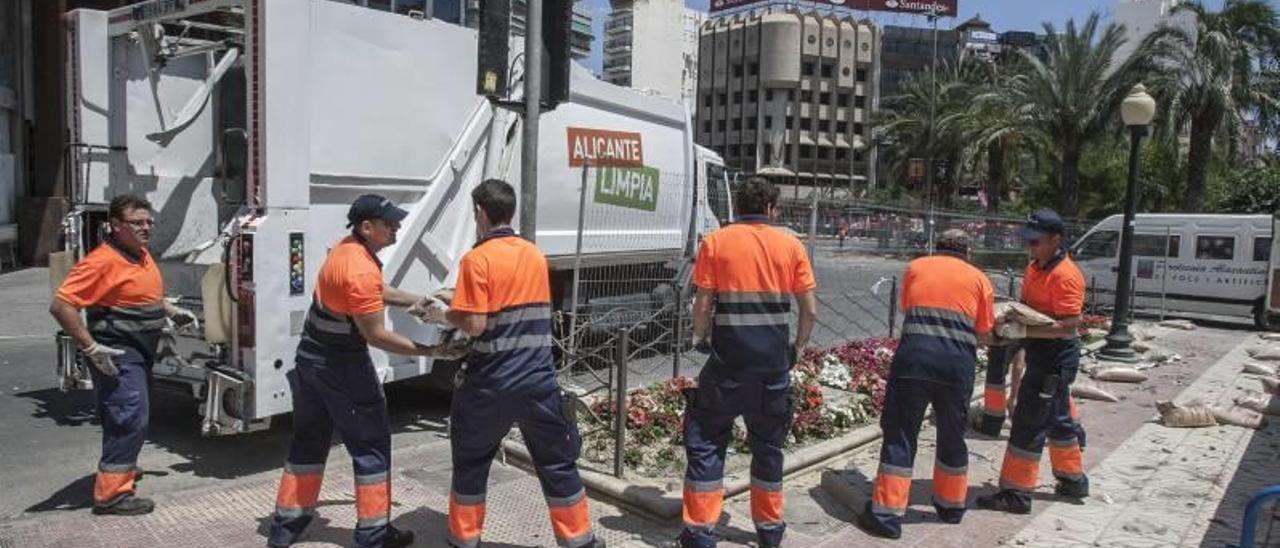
[1099, 84, 1157, 363]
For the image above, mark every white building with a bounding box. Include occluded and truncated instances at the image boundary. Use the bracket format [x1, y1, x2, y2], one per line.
[1112, 0, 1195, 64]
[603, 0, 704, 106]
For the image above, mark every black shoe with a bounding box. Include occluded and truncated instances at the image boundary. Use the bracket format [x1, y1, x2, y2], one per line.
[1054, 479, 1089, 499]
[585, 538, 607, 548]
[383, 526, 415, 548]
[92, 495, 155, 516]
[975, 491, 1031, 515]
[972, 414, 1003, 437]
[855, 508, 902, 540]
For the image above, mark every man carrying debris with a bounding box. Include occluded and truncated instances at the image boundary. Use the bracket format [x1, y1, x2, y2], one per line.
[677, 177, 818, 548]
[269, 194, 455, 548]
[858, 229, 996, 539]
[443, 179, 603, 548]
[978, 209, 1090, 514]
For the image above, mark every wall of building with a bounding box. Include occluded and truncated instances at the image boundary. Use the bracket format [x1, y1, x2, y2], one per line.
[603, 0, 702, 104]
[1113, 0, 1194, 64]
[695, 9, 879, 189]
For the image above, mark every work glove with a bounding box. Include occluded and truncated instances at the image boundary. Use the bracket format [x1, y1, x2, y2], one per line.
[408, 296, 451, 326]
[83, 342, 126, 377]
[167, 305, 201, 336]
[419, 338, 471, 360]
[995, 321, 1027, 340]
[693, 337, 711, 354]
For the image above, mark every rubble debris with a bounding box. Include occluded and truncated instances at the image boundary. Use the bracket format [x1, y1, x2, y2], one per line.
[1130, 326, 1156, 341]
[1212, 407, 1268, 430]
[1235, 395, 1280, 416]
[1158, 319, 1197, 330]
[1260, 377, 1280, 396]
[1156, 400, 1217, 427]
[1093, 368, 1149, 383]
[1259, 332, 1280, 341]
[1243, 361, 1278, 376]
[1247, 346, 1280, 361]
[1133, 340, 1153, 353]
[1071, 382, 1119, 402]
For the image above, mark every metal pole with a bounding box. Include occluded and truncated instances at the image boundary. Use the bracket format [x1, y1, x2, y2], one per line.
[924, 11, 939, 255]
[1160, 226, 1169, 321]
[613, 328, 629, 478]
[888, 275, 898, 338]
[567, 163, 590, 370]
[519, 0, 543, 242]
[1100, 125, 1147, 362]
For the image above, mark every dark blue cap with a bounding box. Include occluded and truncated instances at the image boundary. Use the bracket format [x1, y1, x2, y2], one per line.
[347, 194, 408, 228]
[1017, 208, 1065, 240]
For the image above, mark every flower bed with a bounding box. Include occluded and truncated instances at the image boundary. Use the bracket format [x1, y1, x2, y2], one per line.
[580, 338, 899, 476]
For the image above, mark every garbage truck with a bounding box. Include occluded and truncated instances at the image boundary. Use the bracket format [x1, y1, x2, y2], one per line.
[57, 0, 733, 435]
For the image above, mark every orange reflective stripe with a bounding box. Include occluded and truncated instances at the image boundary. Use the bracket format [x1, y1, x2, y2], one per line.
[547, 493, 592, 543]
[94, 470, 135, 505]
[1049, 440, 1084, 478]
[984, 386, 1007, 414]
[355, 480, 390, 520]
[932, 464, 968, 507]
[682, 486, 724, 527]
[870, 466, 912, 515]
[998, 448, 1040, 492]
[1068, 396, 1080, 420]
[449, 493, 487, 546]
[749, 485, 784, 525]
[275, 470, 324, 510]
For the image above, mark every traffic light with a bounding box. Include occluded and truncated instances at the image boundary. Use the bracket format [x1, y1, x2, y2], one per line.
[475, 0, 572, 110]
[476, 0, 510, 98]
[542, 0, 572, 109]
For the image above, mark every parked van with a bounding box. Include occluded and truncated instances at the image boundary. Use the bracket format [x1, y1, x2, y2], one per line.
[1071, 214, 1275, 328]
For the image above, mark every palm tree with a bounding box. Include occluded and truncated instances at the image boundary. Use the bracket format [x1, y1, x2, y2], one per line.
[1000, 13, 1136, 218]
[1133, 0, 1280, 211]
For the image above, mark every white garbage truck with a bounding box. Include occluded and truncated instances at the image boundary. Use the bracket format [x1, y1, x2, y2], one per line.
[57, 0, 732, 435]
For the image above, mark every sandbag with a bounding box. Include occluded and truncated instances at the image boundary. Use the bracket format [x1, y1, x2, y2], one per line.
[1213, 407, 1268, 430]
[1071, 382, 1119, 403]
[1156, 400, 1216, 427]
[994, 302, 1055, 326]
[1133, 340, 1153, 353]
[1260, 377, 1280, 396]
[1243, 361, 1278, 376]
[1093, 367, 1149, 383]
[1130, 326, 1156, 341]
[1259, 332, 1280, 341]
[1158, 319, 1197, 330]
[1247, 347, 1280, 361]
[1235, 396, 1280, 416]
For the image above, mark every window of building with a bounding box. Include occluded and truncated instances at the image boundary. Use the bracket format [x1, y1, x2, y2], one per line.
[854, 150, 864, 162]
[784, 148, 792, 164]
[748, 90, 758, 102]
[854, 123, 865, 135]
[749, 62, 759, 76]
[837, 93, 850, 107]
[747, 117, 757, 130]
[836, 121, 848, 133]
[788, 90, 795, 101]
[818, 119, 830, 131]
[821, 63, 834, 78]
[1196, 236, 1235, 260]
[704, 94, 713, 108]
[799, 145, 812, 159]
[836, 149, 848, 160]
[819, 92, 831, 104]
[785, 116, 794, 129]
[718, 93, 727, 105]
[732, 91, 743, 103]
[717, 119, 726, 131]
[800, 118, 812, 130]
[702, 120, 711, 133]
[857, 68, 868, 82]
[801, 90, 813, 102]
[730, 145, 740, 157]
[855, 95, 866, 108]
[1255, 237, 1272, 262]
[733, 64, 744, 77]
[1132, 234, 1181, 258]
[802, 62, 815, 76]
[764, 117, 773, 129]
[732, 119, 742, 130]
[765, 89, 774, 101]
[817, 147, 829, 159]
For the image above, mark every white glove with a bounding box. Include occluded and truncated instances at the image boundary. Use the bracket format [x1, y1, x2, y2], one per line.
[84, 342, 126, 377]
[167, 306, 201, 335]
[408, 297, 451, 326]
[995, 321, 1027, 340]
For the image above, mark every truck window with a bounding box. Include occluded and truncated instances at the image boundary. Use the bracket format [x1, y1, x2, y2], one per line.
[706, 163, 731, 224]
[1255, 237, 1272, 262]
[1195, 236, 1235, 260]
[1132, 234, 1180, 258]
[1074, 230, 1118, 260]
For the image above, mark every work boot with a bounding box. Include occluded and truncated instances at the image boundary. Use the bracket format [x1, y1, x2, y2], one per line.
[1054, 477, 1090, 499]
[972, 414, 1003, 438]
[975, 490, 1031, 515]
[92, 494, 155, 516]
[584, 538, 607, 548]
[382, 526, 415, 548]
[855, 502, 902, 539]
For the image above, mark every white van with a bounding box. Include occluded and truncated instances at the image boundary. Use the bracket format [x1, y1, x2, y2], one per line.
[1071, 214, 1275, 328]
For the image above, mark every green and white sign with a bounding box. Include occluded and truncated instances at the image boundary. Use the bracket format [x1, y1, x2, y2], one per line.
[594, 166, 660, 211]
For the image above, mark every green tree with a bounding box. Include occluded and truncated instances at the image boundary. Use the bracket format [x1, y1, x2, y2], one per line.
[1214, 164, 1280, 213]
[1134, 0, 1280, 211]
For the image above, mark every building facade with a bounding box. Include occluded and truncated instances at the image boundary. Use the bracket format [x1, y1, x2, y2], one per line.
[1112, 0, 1194, 64]
[695, 10, 880, 190]
[879, 24, 957, 99]
[511, 0, 595, 60]
[602, 0, 703, 103]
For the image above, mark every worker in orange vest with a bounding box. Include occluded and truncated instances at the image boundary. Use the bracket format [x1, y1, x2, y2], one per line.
[978, 209, 1089, 514]
[858, 229, 996, 539]
[443, 179, 603, 548]
[50, 194, 199, 516]
[676, 177, 818, 548]
[269, 194, 458, 548]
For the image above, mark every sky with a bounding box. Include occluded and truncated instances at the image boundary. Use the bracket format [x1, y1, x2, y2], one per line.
[578, 0, 1232, 73]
